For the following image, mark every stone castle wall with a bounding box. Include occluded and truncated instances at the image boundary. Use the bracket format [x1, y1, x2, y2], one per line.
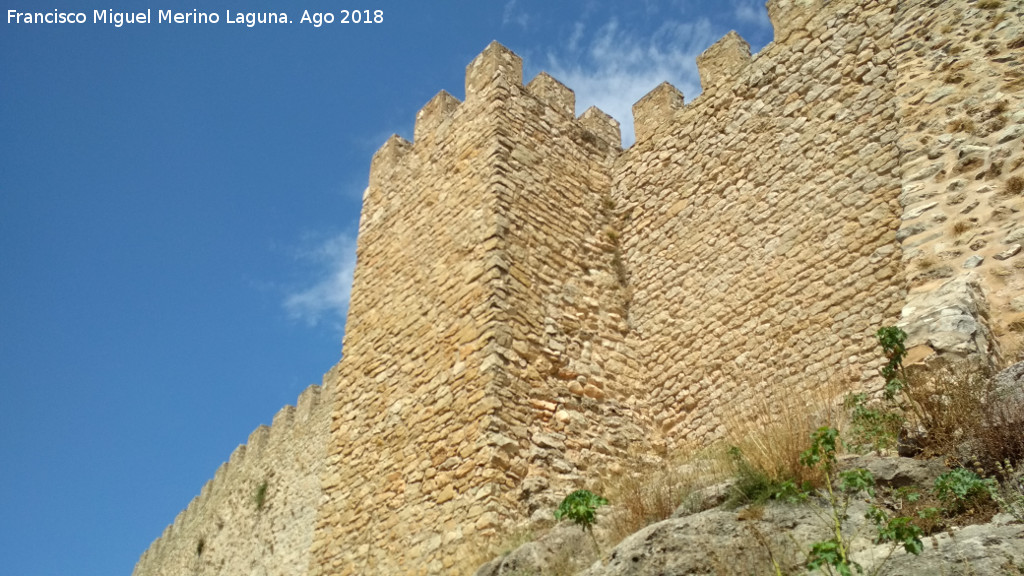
[131, 382, 330, 576]
[614, 0, 905, 447]
[134, 0, 1024, 573]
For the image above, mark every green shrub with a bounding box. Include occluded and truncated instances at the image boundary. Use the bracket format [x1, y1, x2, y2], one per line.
[934, 469, 995, 514]
[554, 489, 608, 531]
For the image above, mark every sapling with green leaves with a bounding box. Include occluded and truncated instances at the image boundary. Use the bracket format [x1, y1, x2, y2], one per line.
[875, 326, 925, 426]
[554, 489, 608, 555]
[800, 426, 922, 576]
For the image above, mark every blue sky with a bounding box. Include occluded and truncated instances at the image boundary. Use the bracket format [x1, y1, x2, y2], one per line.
[0, 2, 772, 574]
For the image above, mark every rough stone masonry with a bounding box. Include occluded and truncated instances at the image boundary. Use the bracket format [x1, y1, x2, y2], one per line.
[133, 0, 1024, 573]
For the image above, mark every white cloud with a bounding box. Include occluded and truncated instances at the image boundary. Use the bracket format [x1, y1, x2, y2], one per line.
[543, 17, 718, 146]
[732, 0, 771, 29]
[284, 232, 357, 328]
[502, 0, 529, 29]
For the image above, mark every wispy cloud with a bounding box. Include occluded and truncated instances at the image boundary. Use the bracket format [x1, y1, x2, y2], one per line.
[284, 231, 357, 328]
[502, 0, 529, 29]
[542, 17, 718, 146]
[732, 0, 771, 29]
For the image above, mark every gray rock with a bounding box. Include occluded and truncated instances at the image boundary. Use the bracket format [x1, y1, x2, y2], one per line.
[963, 255, 984, 268]
[881, 523, 1024, 576]
[840, 454, 948, 489]
[898, 276, 998, 364]
[996, 124, 1024, 144]
[1010, 296, 1024, 313]
[958, 144, 990, 158]
[924, 86, 955, 104]
[994, 244, 1021, 261]
[903, 201, 938, 220]
[897, 222, 929, 241]
[474, 519, 604, 576]
[907, 162, 944, 182]
[1004, 227, 1024, 244]
[992, 361, 1024, 406]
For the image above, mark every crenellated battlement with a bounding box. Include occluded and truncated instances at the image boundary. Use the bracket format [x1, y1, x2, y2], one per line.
[766, 0, 824, 43]
[466, 41, 523, 101]
[579, 106, 621, 148]
[366, 41, 623, 197]
[696, 31, 752, 91]
[367, 134, 412, 191]
[631, 82, 685, 143]
[414, 90, 461, 144]
[525, 72, 575, 119]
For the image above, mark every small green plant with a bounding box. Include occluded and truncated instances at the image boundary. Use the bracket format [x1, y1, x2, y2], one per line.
[875, 326, 927, 425]
[876, 326, 908, 400]
[844, 393, 901, 453]
[554, 489, 608, 531]
[555, 489, 608, 556]
[867, 508, 924, 555]
[726, 446, 808, 506]
[255, 480, 269, 511]
[934, 469, 995, 515]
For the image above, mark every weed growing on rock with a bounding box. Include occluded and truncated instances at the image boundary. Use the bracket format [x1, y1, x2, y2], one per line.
[255, 480, 269, 511]
[952, 220, 973, 236]
[947, 117, 976, 134]
[843, 393, 901, 454]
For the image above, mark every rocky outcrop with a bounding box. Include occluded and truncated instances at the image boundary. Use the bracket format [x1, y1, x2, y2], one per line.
[899, 276, 1000, 367]
[477, 456, 1024, 576]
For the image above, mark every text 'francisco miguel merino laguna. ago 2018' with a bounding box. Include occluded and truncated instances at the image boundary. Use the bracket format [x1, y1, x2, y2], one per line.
[7, 9, 292, 28]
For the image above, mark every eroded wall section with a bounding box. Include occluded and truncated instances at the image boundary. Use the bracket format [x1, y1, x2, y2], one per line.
[613, 0, 906, 446]
[132, 382, 330, 576]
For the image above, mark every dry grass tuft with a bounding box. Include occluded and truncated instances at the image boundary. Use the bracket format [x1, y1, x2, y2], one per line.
[916, 255, 939, 270]
[601, 458, 704, 543]
[947, 117, 976, 134]
[978, 0, 1002, 8]
[986, 100, 1009, 119]
[722, 375, 850, 502]
[1006, 175, 1024, 195]
[903, 361, 1024, 473]
[952, 220, 973, 236]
